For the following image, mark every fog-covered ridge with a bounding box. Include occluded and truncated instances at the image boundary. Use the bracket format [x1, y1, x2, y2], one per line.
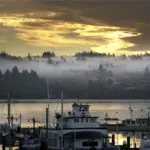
[0, 56, 150, 78]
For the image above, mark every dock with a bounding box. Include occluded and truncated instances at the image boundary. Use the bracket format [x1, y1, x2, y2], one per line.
[104, 124, 150, 132]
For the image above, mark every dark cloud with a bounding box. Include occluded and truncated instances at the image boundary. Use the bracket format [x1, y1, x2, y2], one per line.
[32, 0, 150, 51]
[1, 0, 150, 53]
[59, 33, 80, 39]
[21, 21, 50, 28]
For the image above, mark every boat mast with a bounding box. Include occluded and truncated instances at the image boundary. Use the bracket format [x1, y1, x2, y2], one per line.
[47, 78, 50, 100]
[61, 90, 64, 149]
[46, 79, 50, 136]
[19, 113, 22, 128]
[47, 78, 50, 126]
[8, 92, 11, 150]
[129, 101, 133, 120]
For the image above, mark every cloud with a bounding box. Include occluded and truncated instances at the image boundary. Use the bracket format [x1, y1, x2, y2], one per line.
[0, 15, 140, 55]
[0, 0, 149, 55]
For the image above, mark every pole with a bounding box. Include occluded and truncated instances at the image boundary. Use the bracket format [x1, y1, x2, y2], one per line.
[19, 113, 22, 128]
[47, 79, 50, 127]
[134, 132, 136, 149]
[33, 117, 35, 136]
[129, 101, 133, 120]
[46, 107, 48, 138]
[112, 134, 115, 146]
[2, 133, 6, 150]
[127, 135, 130, 149]
[61, 91, 64, 149]
[8, 92, 11, 150]
[115, 112, 119, 146]
[117, 121, 119, 146]
[47, 79, 50, 99]
[74, 127, 76, 149]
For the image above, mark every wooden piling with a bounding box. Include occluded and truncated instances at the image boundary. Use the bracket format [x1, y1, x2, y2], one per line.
[112, 134, 115, 146]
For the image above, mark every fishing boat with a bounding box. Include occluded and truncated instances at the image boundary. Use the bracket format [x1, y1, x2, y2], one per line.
[40, 102, 117, 150]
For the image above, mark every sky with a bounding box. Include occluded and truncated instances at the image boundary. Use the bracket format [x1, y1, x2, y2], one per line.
[0, 0, 150, 56]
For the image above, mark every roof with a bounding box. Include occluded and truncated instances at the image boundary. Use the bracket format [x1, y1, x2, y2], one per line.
[104, 118, 119, 121]
[72, 102, 90, 107]
[64, 116, 99, 119]
[63, 131, 108, 139]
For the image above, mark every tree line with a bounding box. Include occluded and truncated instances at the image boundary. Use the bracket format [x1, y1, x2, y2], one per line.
[2, 51, 150, 60]
[0, 66, 47, 99]
[1, 65, 150, 99]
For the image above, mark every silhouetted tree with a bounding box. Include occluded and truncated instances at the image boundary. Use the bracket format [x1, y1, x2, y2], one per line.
[0, 67, 47, 99]
[108, 78, 113, 85]
[12, 66, 19, 76]
[75, 51, 114, 57]
[27, 53, 32, 61]
[99, 64, 104, 72]
[0, 70, 2, 80]
[0, 52, 22, 60]
[42, 51, 55, 58]
[47, 58, 53, 64]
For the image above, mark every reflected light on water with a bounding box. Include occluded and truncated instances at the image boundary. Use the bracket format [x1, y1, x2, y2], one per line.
[109, 133, 141, 148]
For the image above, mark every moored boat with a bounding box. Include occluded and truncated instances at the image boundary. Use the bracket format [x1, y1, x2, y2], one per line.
[40, 102, 118, 150]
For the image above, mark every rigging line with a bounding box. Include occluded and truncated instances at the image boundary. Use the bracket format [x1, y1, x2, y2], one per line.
[11, 98, 19, 116]
[55, 98, 60, 113]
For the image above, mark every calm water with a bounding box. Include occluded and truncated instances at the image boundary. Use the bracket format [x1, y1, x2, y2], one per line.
[0, 99, 150, 148]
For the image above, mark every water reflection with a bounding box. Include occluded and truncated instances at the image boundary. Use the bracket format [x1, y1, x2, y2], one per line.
[109, 133, 141, 148]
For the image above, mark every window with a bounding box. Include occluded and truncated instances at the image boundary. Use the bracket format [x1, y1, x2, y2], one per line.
[64, 119, 68, 122]
[90, 118, 96, 122]
[74, 118, 79, 123]
[82, 141, 98, 147]
[86, 118, 88, 122]
[81, 118, 84, 122]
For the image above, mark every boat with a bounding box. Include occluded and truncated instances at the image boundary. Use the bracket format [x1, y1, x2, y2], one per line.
[122, 101, 150, 127]
[40, 102, 118, 150]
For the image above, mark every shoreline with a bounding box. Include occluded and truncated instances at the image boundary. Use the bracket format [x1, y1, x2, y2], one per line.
[0, 99, 150, 103]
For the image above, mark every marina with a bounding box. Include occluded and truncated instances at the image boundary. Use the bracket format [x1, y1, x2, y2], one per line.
[0, 99, 149, 149]
[1, 0, 150, 149]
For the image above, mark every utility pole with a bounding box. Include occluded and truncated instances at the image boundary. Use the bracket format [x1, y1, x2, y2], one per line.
[8, 92, 11, 150]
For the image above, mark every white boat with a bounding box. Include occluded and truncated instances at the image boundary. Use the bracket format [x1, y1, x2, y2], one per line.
[40, 102, 117, 150]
